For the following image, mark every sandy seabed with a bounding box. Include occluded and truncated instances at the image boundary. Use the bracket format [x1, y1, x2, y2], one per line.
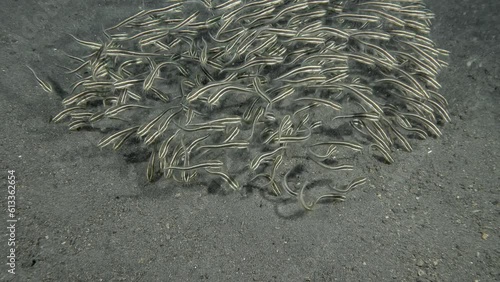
[0, 0, 498, 281]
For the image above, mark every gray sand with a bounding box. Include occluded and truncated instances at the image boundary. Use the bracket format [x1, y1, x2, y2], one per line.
[0, 0, 498, 281]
